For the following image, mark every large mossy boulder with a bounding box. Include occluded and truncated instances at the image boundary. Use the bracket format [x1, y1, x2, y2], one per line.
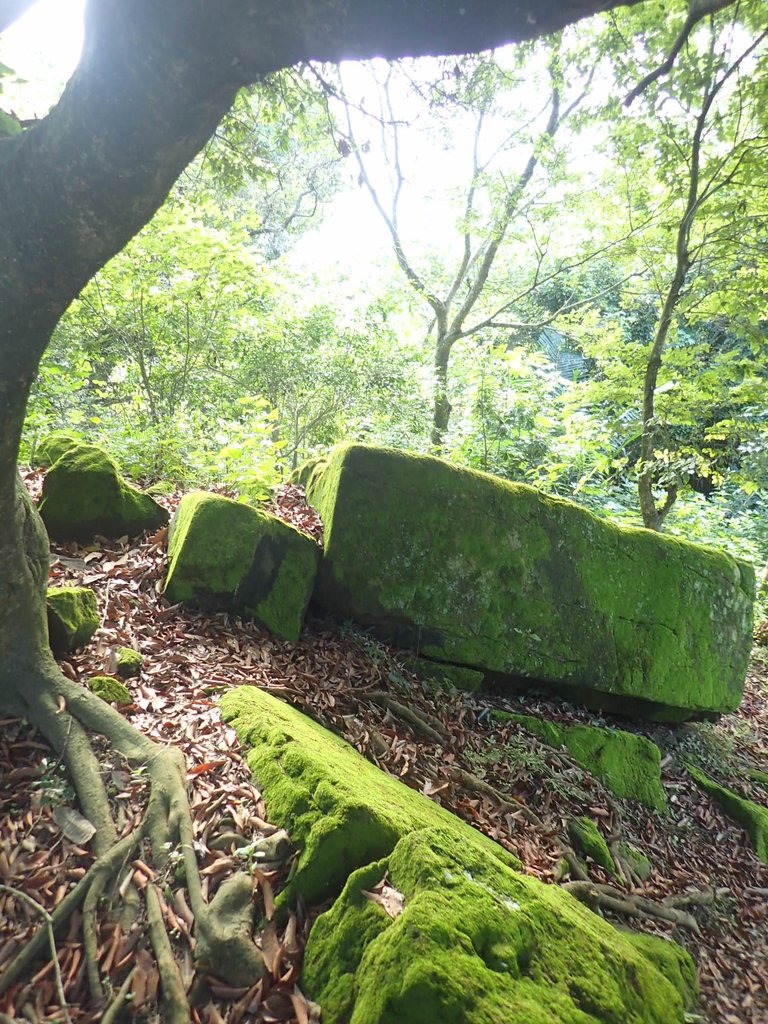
[493, 711, 667, 810]
[221, 686, 698, 1024]
[164, 491, 319, 643]
[306, 445, 754, 721]
[39, 443, 168, 542]
[46, 586, 99, 653]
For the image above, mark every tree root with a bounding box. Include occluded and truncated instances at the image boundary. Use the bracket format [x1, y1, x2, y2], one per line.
[361, 690, 449, 745]
[2, 665, 265, 1018]
[0, 830, 140, 997]
[146, 884, 190, 1024]
[0, 886, 72, 1024]
[562, 880, 701, 932]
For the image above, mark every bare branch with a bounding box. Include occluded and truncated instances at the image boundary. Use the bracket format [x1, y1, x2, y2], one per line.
[624, 0, 739, 107]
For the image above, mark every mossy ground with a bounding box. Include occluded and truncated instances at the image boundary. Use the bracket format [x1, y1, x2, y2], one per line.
[39, 443, 168, 542]
[46, 586, 99, 653]
[493, 712, 667, 811]
[221, 686, 697, 1024]
[165, 491, 319, 642]
[307, 444, 753, 720]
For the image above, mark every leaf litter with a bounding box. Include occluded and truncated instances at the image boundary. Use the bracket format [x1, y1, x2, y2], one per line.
[0, 474, 766, 1023]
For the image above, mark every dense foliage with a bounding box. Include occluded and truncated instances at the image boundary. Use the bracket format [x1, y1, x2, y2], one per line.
[18, 1, 768, 565]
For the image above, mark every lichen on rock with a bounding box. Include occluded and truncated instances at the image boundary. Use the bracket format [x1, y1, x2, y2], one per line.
[306, 444, 754, 721]
[493, 711, 667, 810]
[221, 685, 698, 1024]
[46, 586, 99, 653]
[164, 491, 319, 643]
[39, 443, 168, 542]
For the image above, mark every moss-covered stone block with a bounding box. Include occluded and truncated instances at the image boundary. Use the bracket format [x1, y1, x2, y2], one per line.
[568, 816, 617, 875]
[88, 675, 132, 704]
[221, 685, 519, 907]
[115, 647, 142, 679]
[34, 431, 83, 468]
[39, 443, 168, 542]
[46, 587, 99, 653]
[688, 765, 768, 863]
[494, 711, 667, 811]
[221, 686, 697, 1024]
[620, 931, 698, 1011]
[164, 492, 319, 643]
[306, 445, 754, 721]
[402, 655, 484, 692]
[145, 481, 175, 496]
[617, 842, 652, 882]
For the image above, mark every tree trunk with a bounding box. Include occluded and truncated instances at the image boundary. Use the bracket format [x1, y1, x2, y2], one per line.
[431, 340, 454, 450]
[0, 0, 647, 1010]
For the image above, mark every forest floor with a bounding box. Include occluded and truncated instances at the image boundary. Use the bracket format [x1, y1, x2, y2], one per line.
[0, 476, 767, 1024]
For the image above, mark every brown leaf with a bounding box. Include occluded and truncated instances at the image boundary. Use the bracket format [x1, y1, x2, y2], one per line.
[51, 805, 96, 845]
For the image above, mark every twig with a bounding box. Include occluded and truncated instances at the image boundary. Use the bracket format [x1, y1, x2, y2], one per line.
[0, 885, 72, 1024]
[624, 0, 738, 106]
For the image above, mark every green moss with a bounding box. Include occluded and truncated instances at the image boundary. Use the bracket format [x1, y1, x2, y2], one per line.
[145, 480, 175, 496]
[288, 455, 329, 487]
[617, 843, 652, 882]
[748, 767, 768, 790]
[493, 710, 564, 748]
[165, 491, 319, 643]
[223, 686, 696, 1024]
[688, 765, 768, 862]
[306, 445, 754, 721]
[39, 443, 168, 542]
[34, 431, 83, 468]
[220, 686, 519, 908]
[491, 712, 666, 811]
[621, 932, 698, 1010]
[88, 675, 132, 704]
[567, 817, 616, 875]
[46, 587, 99, 653]
[402, 656, 484, 693]
[116, 647, 142, 679]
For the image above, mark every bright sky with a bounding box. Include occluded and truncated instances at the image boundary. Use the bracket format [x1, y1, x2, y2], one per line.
[0, 0, 83, 116]
[0, 0, 574, 321]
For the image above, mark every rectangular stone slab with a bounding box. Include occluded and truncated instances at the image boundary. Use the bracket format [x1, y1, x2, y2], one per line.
[306, 445, 754, 719]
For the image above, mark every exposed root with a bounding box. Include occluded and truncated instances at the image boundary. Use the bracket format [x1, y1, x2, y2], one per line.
[3, 665, 265, 1017]
[146, 884, 190, 1024]
[0, 829, 140, 997]
[362, 690, 449, 745]
[0, 886, 72, 1024]
[562, 880, 701, 932]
